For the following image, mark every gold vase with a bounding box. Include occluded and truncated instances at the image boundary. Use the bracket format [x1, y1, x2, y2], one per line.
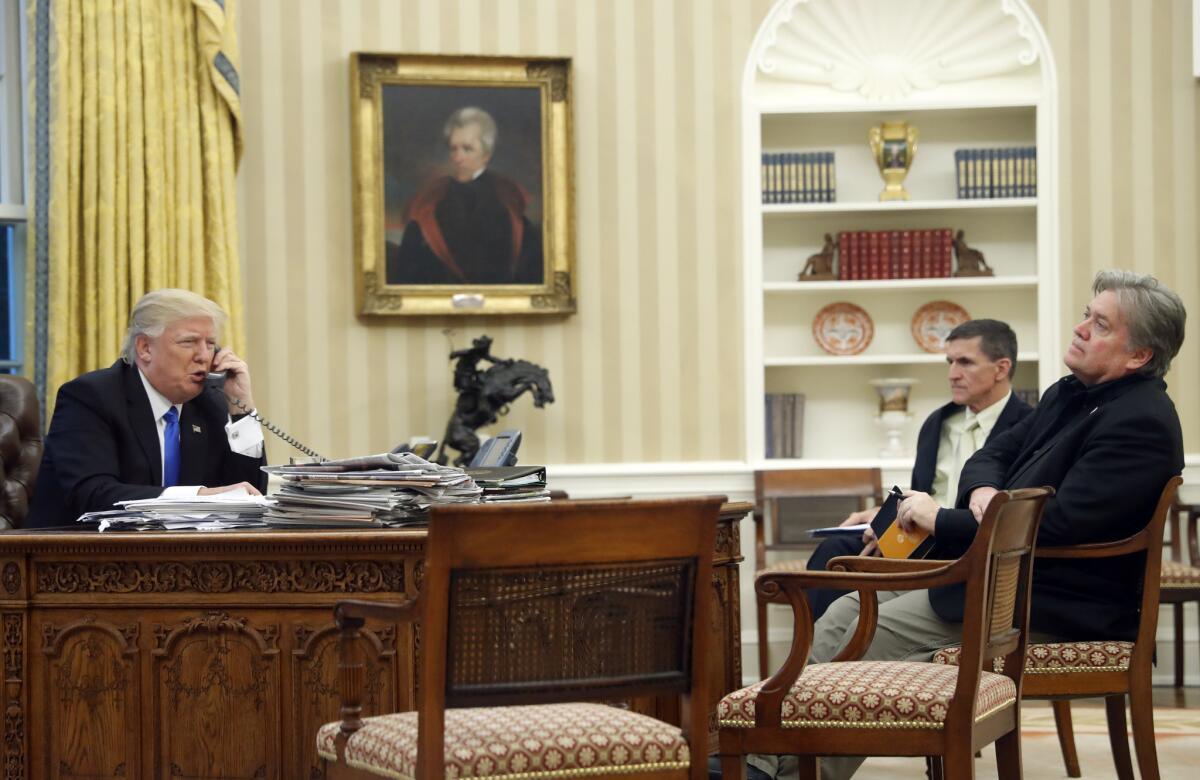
[868, 120, 918, 201]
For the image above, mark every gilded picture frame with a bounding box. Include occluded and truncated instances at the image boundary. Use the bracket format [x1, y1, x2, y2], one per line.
[351, 53, 575, 316]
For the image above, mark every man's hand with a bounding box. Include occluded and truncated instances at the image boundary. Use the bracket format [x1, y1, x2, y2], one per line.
[968, 486, 1000, 522]
[859, 526, 879, 556]
[198, 482, 262, 497]
[841, 506, 880, 527]
[211, 346, 255, 414]
[898, 490, 939, 534]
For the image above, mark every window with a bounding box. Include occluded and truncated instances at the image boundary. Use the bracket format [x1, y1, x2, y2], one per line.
[0, 0, 26, 375]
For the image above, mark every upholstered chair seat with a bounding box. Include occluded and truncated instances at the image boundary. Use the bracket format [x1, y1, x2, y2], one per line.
[1160, 558, 1200, 588]
[718, 660, 1016, 730]
[933, 641, 1134, 675]
[319, 702, 689, 779]
[757, 558, 809, 575]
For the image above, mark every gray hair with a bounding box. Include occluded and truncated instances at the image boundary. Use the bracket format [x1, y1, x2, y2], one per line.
[120, 289, 227, 364]
[946, 319, 1019, 381]
[444, 107, 497, 155]
[1093, 269, 1187, 378]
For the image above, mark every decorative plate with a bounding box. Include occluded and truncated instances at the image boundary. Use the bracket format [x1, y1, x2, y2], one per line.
[813, 302, 874, 356]
[911, 301, 970, 353]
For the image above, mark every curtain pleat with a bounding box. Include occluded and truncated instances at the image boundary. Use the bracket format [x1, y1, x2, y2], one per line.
[28, 0, 244, 420]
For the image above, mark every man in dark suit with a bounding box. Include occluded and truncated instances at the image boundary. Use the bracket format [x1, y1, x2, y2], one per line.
[28, 289, 269, 528]
[752, 271, 1186, 780]
[803, 319, 1032, 620]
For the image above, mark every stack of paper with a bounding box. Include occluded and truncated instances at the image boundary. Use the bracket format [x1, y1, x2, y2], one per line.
[264, 452, 482, 527]
[79, 489, 272, 532]
[466, 465, 551, 503]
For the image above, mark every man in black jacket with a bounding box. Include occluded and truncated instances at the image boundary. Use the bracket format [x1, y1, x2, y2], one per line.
[803, 319, 1033, 620]
[751, 271, 1185, 780]
[28, 289, 269, 527]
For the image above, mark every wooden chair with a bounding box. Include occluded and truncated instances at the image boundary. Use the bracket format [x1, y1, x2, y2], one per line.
[720, 486, 1053, 780]
[933, 476, 1181, 780]
[1161, 493, 1200, 688]
[754, 468, 881, 677]
[318, 496, 724, 780]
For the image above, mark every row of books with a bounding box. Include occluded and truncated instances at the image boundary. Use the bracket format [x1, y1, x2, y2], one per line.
[761, 151, 836, 204]
[765, 393, 805, 459]
[837, 228, 954, 281]
[955, 147, 1037, 199]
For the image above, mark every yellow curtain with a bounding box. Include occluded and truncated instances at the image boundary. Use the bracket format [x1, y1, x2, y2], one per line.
[26, 0, 244, 419]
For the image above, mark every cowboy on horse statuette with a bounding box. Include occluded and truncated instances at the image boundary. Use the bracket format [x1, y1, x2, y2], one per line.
[435, 335, 555, 467]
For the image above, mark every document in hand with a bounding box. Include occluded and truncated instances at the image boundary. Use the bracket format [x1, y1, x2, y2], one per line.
[870, 486, 935, 559]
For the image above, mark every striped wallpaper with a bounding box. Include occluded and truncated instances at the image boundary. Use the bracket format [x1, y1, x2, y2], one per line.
[236, 0, 1200, 465]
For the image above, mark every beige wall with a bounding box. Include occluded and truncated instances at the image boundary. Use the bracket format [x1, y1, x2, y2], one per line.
[238, 0, 1200, 465]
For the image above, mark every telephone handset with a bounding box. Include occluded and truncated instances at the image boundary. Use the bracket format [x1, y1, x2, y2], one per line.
[206, 349, 327, 462]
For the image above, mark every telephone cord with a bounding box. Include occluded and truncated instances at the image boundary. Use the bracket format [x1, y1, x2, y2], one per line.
[223, 393, 327, 462]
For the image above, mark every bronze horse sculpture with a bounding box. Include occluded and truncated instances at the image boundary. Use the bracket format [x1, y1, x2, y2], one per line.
[435, 336, 555, 466]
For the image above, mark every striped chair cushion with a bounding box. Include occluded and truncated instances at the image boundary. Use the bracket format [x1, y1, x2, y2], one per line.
[317, 702, 689, 779]
[759, 559, 809, 574]
[932, 641, 1133, 674]
[717, 661, 1015, 730]
[1161, 559, 1200, 588]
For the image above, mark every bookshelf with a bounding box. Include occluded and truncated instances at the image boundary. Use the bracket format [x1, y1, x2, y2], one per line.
[743, 0, 1060, 467]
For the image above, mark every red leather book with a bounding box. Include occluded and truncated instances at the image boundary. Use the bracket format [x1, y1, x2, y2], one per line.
[837, 232, 849, 280]
[899, 230, 914, 279]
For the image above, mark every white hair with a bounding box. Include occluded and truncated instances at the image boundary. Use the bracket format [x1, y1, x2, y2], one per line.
[444, 107, 497, 155]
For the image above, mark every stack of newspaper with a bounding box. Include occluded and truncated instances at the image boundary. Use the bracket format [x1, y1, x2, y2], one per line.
[263, 452, 481, 527]
[79, 490, 272, 532]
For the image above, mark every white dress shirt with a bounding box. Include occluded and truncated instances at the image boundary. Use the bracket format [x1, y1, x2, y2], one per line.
[137, 368, 264, 496]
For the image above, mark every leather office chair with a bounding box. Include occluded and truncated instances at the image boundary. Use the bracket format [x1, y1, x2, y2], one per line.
[934, 476, 1181, 780]
[719, 487, 1053, 780]
[319, 496, 724, 780]
[0, 375, 42, 528]
[754, 468, 881, 677]
[1161, 494, 1200, 688]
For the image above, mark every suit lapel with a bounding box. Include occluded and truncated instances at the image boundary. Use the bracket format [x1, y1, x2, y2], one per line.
[987, 395, 1024, 442]
[179, 402, 209, 486]
[913, 402, 960, 491]
[124, 363, 163, 483]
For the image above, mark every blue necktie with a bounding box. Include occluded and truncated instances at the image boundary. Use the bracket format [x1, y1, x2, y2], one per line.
[162, 407, 181, 487]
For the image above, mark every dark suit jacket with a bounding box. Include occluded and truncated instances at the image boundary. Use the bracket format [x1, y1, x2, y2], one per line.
[27, 360, 268, 528]
[929, 373, 1183, 640]
[804, 393, 1032, 619]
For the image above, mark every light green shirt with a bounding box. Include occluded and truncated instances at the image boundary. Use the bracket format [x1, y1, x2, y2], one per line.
[931, 390, 1012, 505]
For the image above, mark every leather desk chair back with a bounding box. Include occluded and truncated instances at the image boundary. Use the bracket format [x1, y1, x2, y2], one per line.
[0, 375, 43, 528]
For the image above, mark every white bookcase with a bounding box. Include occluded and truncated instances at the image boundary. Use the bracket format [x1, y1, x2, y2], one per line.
[743, 0, 1060, 470]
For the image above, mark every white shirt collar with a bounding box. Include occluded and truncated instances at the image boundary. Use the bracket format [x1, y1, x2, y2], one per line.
[136, 366, 182, 422]
[965, 390, 1011, 437]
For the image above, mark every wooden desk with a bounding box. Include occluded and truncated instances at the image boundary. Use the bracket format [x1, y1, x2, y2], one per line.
[0, 502, 745, 779]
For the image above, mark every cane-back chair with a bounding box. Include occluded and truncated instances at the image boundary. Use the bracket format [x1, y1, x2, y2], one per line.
[935, 476, 1181, 780]
[720, 486, 1053, 780]
[1161, 492, 1200, 689]
[753, 468, 881, 677]
[318, 496, 724, 780]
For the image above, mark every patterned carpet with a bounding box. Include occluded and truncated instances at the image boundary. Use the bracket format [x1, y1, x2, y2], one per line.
[855, 701, 1200, 779]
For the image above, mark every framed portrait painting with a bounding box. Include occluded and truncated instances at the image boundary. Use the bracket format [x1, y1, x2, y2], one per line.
[351, 53, 575, 316]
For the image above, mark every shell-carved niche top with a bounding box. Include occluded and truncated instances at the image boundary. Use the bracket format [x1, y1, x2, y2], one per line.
[756, 0, 1040, 100]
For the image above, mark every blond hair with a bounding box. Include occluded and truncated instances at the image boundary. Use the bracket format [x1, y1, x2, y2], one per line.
[120, 289, 227, 364]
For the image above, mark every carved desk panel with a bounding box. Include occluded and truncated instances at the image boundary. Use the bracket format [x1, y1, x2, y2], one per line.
[0, 504, 745, 779]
